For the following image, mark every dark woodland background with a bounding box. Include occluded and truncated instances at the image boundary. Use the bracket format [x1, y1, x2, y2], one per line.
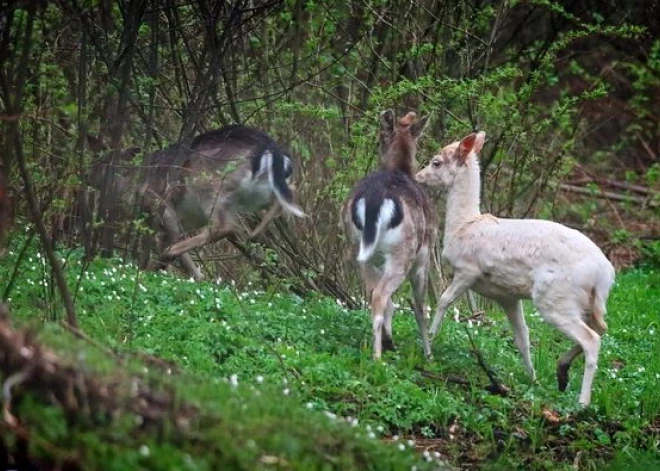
[1, 0, 659, 308]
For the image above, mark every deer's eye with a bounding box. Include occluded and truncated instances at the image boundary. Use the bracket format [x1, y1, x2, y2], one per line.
[432, 159, 441, 168]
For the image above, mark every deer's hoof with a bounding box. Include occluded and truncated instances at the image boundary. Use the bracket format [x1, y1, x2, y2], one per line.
[382, 337, 396, 352]
[557, 364, 570, 392]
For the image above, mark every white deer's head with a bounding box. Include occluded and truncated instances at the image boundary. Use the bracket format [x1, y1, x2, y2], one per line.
[416, 131, 486, 190]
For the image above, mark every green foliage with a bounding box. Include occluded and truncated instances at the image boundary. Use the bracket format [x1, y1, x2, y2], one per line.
[635, 239, 660, 269]
[1, 240, 659, 469]
[2, 0, 656, 300]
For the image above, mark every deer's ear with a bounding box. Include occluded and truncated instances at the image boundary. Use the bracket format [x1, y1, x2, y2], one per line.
[380, 109, 395, 135]
[410, 115, 430, 139]
[457, 133, 478, 164]
[473, 131, 486, 154]
[86, 134, 107, 154]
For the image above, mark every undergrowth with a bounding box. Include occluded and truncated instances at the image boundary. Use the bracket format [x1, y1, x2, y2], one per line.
[1, 239, 659, 470]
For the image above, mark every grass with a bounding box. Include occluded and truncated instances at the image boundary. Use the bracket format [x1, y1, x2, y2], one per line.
[1, 239, 659, 470]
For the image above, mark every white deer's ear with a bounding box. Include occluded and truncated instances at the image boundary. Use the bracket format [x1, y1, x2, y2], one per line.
[410, 115, 430, 139]
[473, 131, 486, 154]
[380, 109, 395, 135]
[457, 133, 478, 165]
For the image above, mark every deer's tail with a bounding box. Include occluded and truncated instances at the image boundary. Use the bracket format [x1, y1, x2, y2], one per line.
[353, 195, 400, 262]
[589, 286, 609, 335]
[264, 149, 305, 218]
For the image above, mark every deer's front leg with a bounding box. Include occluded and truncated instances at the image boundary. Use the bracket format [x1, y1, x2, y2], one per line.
[248, 201, 282, 240]
[163, 212, 234, 259]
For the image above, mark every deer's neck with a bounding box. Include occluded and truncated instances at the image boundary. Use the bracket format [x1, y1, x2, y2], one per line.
[384, 141, 416, 176]
[444, 159, 482, 244]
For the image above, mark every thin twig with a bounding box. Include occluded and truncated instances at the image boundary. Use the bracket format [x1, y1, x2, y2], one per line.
[462, 324, 510, 397]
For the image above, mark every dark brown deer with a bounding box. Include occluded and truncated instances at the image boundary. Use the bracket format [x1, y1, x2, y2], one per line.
[87, 125, 305, 280]
[342, 110, 435, 359]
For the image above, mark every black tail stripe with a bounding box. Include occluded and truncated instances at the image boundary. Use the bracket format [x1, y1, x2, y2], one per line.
[352, 193, 402, 248]
[362, 195, 382, 247]
[271, 148, 293, 202]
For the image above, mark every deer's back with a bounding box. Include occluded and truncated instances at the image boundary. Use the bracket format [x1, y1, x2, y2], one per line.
[348, 170, 436, 250]
[446, 217, 614, 300]
[146, 125, 288, 194]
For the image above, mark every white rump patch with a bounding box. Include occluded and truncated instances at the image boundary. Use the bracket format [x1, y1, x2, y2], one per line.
[259, 150, 273, 176]
[378, 198, 397, 227]
[355, 197, 366, 229]
[357, 197, 399, 262]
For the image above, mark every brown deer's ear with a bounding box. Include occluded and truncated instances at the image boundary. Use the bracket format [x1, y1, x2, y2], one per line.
[457, 133, 477, 165]
[380, 109, 395, 136]
[410, 115, 430, 139]
[86, 134, 107, 154]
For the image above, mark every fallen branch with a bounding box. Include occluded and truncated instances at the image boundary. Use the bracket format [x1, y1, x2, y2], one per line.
[461, 291, 510, 396]
[416, 368, 470, 386]
[462, 324, 511, 397]
[559, 183, 659, 208]
[565, 176, 656, 196]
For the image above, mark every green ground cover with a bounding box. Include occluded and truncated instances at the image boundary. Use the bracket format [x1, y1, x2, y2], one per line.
[1, 242, 658, 469]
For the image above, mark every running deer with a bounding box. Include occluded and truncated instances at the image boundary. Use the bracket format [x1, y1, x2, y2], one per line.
[416, 131, 615, 406]
[88, 125, 305, 280]
[342, 110, 435, 360]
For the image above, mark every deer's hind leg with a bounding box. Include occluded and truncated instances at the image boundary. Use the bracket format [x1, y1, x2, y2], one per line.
[409, 251, 432, 359]
[157, 205, 205, 280]
[370, 259, 410, 360]
[535, 295, 601, 406]
[248, 201, 282, 239]
[361, 263, 393, 355]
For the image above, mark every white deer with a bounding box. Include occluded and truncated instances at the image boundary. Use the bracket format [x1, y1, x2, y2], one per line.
[343, 110, 435, 360]
[416, 131, 615, 406]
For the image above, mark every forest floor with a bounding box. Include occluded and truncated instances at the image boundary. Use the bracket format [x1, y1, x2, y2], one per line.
[0, 242, 659, 470]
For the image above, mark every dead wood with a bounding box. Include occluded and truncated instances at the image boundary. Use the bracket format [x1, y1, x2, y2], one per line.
[559, 183, 659, 208]
[0, 309, 196, 440]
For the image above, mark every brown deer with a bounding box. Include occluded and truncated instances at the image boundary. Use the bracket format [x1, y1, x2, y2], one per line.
[342, 110, 435, 360]
[87, 125, 305, 280]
